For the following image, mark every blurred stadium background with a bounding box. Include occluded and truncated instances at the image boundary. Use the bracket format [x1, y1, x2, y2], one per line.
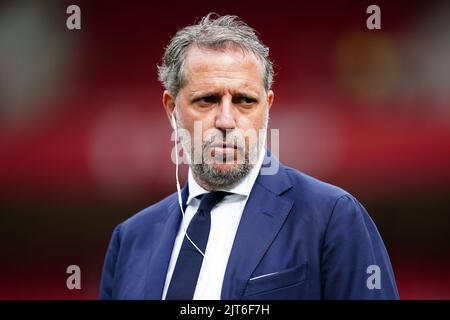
[0, 0, 449, 299]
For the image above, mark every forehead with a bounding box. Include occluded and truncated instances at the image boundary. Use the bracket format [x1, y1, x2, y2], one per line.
[182, 45, 265, 92]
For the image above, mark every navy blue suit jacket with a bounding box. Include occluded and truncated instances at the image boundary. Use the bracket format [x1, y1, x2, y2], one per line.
[100, 152, 399, 299]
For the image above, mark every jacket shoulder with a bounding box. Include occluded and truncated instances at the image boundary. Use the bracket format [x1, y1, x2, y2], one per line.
[283, 165, 350, 199]
[281, 164, 360, 226]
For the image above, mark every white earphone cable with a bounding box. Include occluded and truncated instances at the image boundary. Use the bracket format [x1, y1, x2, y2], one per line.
[173, 114, 205, 257]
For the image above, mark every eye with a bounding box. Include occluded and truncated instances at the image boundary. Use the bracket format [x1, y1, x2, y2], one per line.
[196, 95, 220, 105]
[233, 95, 257, 106]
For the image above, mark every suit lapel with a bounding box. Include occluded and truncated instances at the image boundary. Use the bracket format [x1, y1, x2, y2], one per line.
[221, 154, 294, 299]
[144, 184, 188, 299]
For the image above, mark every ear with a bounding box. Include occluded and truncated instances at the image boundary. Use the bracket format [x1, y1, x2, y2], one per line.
[162, 90, 176, 125]
[267, 90, 274, 111]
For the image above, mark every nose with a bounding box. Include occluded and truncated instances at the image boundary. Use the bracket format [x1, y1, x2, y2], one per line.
[215, 96, 236, 131]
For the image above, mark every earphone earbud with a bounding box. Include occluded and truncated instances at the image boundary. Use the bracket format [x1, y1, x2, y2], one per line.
[171, 113, 176, 129]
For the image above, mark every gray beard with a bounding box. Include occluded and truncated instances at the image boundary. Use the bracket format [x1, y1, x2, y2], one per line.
[191, 154, 253, 190]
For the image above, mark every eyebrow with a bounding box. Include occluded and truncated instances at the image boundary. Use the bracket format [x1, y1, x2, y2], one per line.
[190, 91, 259, 102]
[233, 93, 258, 100]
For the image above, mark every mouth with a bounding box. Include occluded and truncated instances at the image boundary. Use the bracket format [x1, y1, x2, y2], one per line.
[208, 142, 239, 161]
[210, 142, 238, 149]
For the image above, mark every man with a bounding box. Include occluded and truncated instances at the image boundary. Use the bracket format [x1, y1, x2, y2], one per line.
[100, 13, 399, 300]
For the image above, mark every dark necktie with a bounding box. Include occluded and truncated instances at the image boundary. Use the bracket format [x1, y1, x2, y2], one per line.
[165, 191, 229, 300]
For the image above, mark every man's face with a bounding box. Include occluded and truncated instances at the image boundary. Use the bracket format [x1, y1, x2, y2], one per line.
[163, 45, 274, 190]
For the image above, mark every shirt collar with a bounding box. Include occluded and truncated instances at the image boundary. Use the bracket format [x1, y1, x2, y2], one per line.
[187, 148, 266, 205]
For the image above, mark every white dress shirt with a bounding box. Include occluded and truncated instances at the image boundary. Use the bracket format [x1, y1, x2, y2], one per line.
[162, 149, 265, 300]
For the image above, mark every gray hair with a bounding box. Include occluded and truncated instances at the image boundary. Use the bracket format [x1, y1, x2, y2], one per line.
[157, 13, 274, 97]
